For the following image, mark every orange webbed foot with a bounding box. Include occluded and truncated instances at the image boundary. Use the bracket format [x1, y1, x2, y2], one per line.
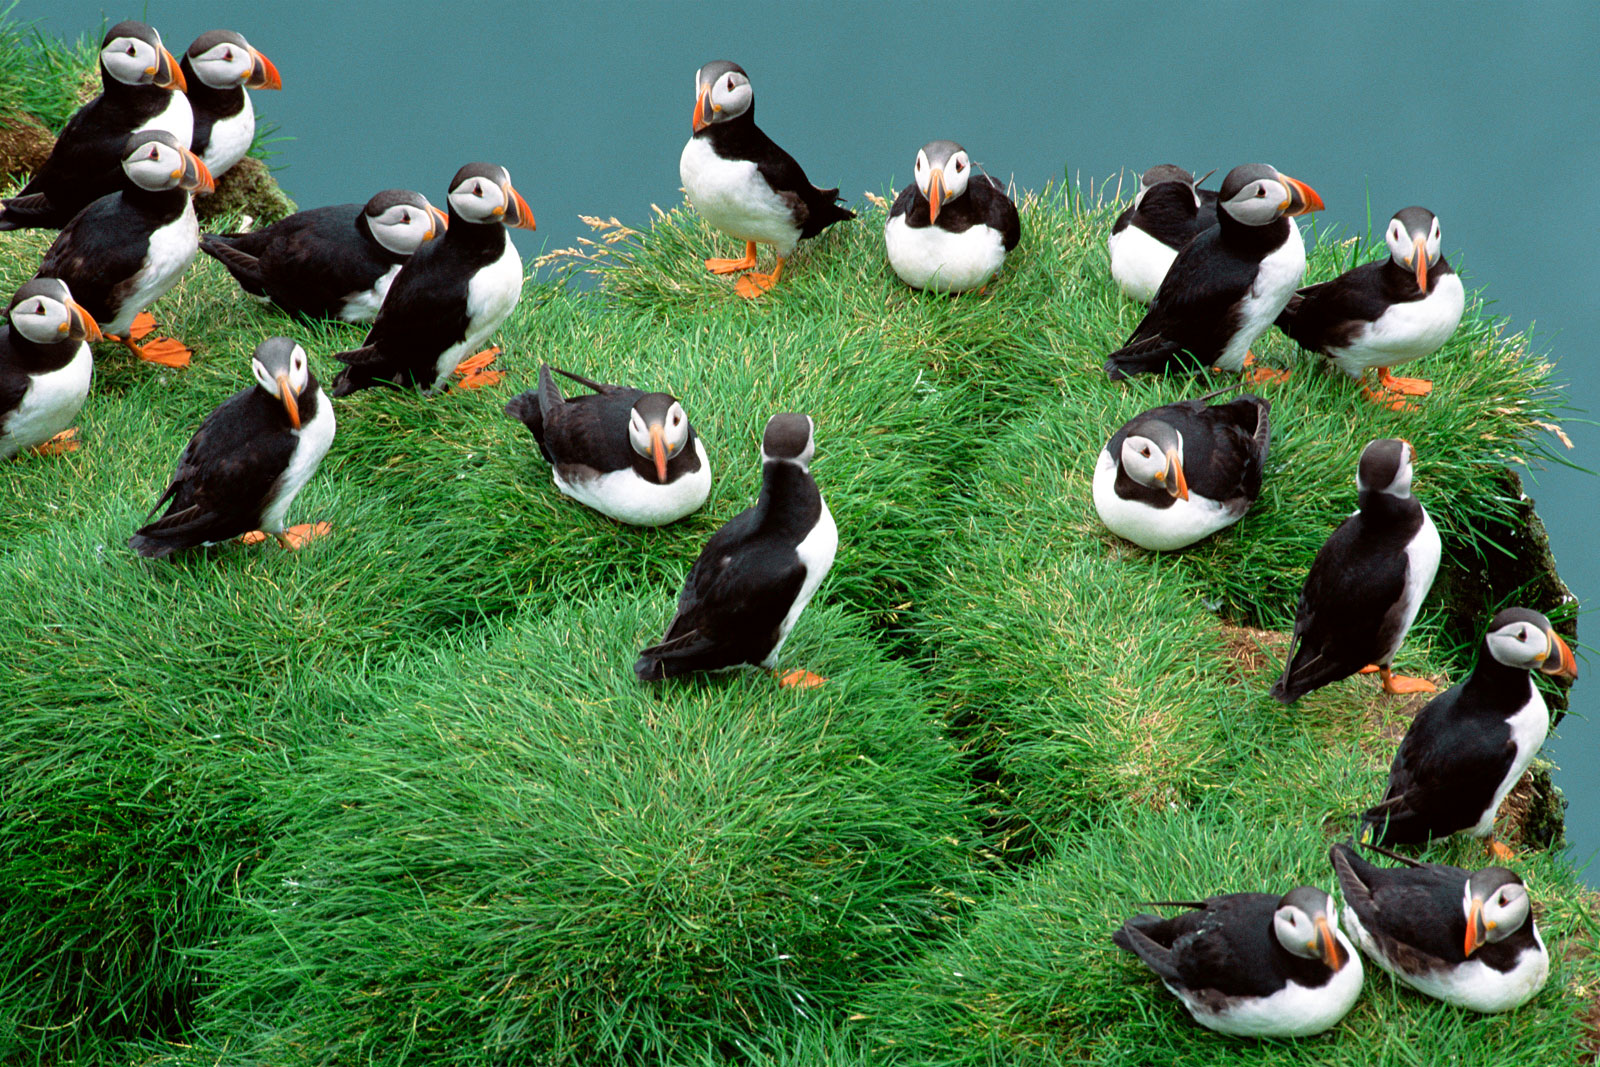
[31, 427, 80, 455]
[128, 311, 158, 341]
[1488, 838, 1516, 862]
[776, 668, 827, 689]
[1377, 369, 1433, 397]
[136, 337, 193, 367]
[1244, 366, 1292, 385]
[454, 347, 501, 375]
[1379, 667, 1437, 695]
[274, 521, 332, 550]
[1357, 664, 1381, 675]
[239, 530, 268, 545]
[706, 241, 758, 275]
[457, 369, 505, 389]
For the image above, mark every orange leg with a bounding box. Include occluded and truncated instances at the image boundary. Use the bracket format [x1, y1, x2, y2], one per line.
[775, 667, 826, 689]
[454, 346, 504, 388]
[30, 427, 80, 455]
[240, 522, 331, 550]
[1239, 350, 1292, 385]
[1376, 367, 1433, 396]
[1488, 837, 1515, 861]
[1377, 665, 1437, 695]
[734, 256, 785, 299]
[109, 332, 192, 368]
[706, 240, 759, 275]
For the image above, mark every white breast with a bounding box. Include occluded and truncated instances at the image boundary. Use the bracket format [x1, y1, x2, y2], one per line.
[884, 212, 1006, 292]
[760, 496, 837, 668]
[553, 437, 712, 527]
[260, 388, 336, 532]
[1380, 506, 1441, 664]
[200, 91, 255, 176]
[1216, 218, 1306, 371]
[1176, 935, 1363, 1037]
[1470, 683, 1550, 837]
[1343, 906, 1548, 1013]
[103, 200, 199, 337]
[0, 343, 93, 457]
[1326, 273, 1466, 378]
[135, 90, 194, 147]
[338, 263, 403, 324]
[1091, 449, 1242, 551]
[427, 238, 523, 391]
[1107, 223, 1179, 303]
[679, 137, 803, 256]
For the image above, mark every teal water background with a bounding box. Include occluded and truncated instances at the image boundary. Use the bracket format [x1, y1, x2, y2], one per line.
[24, 1, 1600, 878]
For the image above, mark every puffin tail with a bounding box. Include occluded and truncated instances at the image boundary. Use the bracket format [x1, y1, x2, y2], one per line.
[802, 186, 855, 238]
[1274, 290, 1304, 334]
[1103, 335, 1189, 381]
[199, 235, 267, 295]
[1112, 918, 1181, 984]
[0, 192, 61, 231]
[1268, 633, 1306, 704]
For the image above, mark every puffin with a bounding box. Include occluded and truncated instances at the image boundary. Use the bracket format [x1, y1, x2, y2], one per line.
[1276, 207, 1465, 408]
[1360, 607, 1576, 857]
[129, 337, 334, 558]
[0, 21, 190, 231]
[635, 413, 836, 687]
[200, 189, 447, 322]
[1092, 392, 1270, 551]
[1330, 841, 1549, 1013]
[34, 130, 213, 368]
[884, 140, 1020, 293]
[504, 363, 711, 526]
[0, 278, 101, 459]
[331, 162, 533, 396]
[679, 61, 854, 298]
[1112, 887, 1363, 1037]
[1104, 163, 1323, 381]
[181, 30, 282, 178]
[1271, 438, 1440, 703]
[1107, 164, 1218, 303]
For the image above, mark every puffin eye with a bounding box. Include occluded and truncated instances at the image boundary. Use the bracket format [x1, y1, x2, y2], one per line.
[126, 44, 136, 55]
[1139, 447, 1150, 458]
[955, 159, 965, 172]
[400, 211, 411, 223]
[222, 48, 233, 61]
[1255, 186, 1265, 197]
[472, 182, 483, 196]
[726, 76, 734, 91]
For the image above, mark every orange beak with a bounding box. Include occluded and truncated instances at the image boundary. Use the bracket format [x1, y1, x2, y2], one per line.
[64, 298, 101, 342]
[425, 204, 448, 240]
[1464, 898, 1485, 957]
[1166, 447, 1189, 501]
[178, 149, 215, 195]
[693, 84, 712, 133]
[649, 424, 668, 483]
[276, 372, 300, 429]
[499, 182, 536, 230]
[245, 47, 282, 90]
[151, 46, 186, 91]
[1278, 173, 1324, 216]
[928, 168, 946, 224]
[1413, 236, 1429, 292]
[1543, 629, 1578, 680]
[1315, 915, 1344, 970]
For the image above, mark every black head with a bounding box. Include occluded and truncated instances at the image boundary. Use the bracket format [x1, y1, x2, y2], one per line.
[1218, 163, 1324, 226]
[1356, 437, 1416, 498]
[1463, 867, 1532, 956]
[628, 392, 692, 483]
[761, 413, 816, 468]
[1118, 418, 1188, 499]
[1484, 607, 1578, 678]
[1272, 886, 1348, 970]
[120, 130, 215, 194]
[249, 337, 313, 429]
[184, 29, 281, 92]
[6, 278, 101, 344]
[1141, 164, 1195, 188]
[692, 60, 753, 131]
[1385, 206, 1444, 291]
[445, 162, 535, 229]
[100, 21, 185, 91]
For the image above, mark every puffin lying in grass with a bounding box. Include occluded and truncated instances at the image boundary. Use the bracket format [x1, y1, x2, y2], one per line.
[884, 140, 1020, 293]
[1107, 164, 1217, 303]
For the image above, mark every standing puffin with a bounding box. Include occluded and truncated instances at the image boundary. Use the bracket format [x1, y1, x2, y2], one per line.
[331, 163, 533, 396]
[1105, 163, 1323, 381]
[679, 61, 854, 298]
[1271, 438, 1440, 703]
[504, 364, 711, 526]
[635, 413, 836, 687]
[1360, 607, 1576, 856]
[0, 279, 100, 458]
[1112, 887, 1363, 1037]
[0, 21, 190, 231]
[1330, 841, 1549, 1013]
[1107, 164, 1218, 303]
[201, 189, 447, 322]
[129, 337, 334, 558]
[181, 30, 282, 178]
[1092, 392, 1270, 551]
[1276, 207, 1465, 408]
[35, 131, 213, 368]
[884, 140, 1020, 293]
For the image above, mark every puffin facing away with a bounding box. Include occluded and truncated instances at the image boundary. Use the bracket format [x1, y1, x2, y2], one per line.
[1330, 841, 1549, 1013]
[1271, 438, 1440, 703]
[1277, 207, 1465, 408]
[679, 61, 854, 298]
[201, 189, 447, 322]
[130, 337, 334, 558]
[1107, 164, 1218, 303]
[1105, 163, 1323, 381]
[1361, 608, 1576, 857]
[0, 21, 190, 231]
[0, 279, 101, 458]
[504, 364, 711, 526]
[331, 162, 534, 396]
[635, 413, 836, 687]
[1092, 392, 1270, 550]
[35, 130, 213, 368]
[1113, 887, 1363, 1037]
[884, 140, 1020, 293]
[181, 30, 282, 178]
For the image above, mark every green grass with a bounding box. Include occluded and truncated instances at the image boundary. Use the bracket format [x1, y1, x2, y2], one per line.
[0, 52, 1594, 1065]
[0, 2, 99, 132]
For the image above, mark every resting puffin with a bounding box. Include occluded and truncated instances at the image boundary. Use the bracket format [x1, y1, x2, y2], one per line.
[679, 61, 854, 298]
[331, 162, 533, 396]
[1112, 887, 1363, 1037]
[635, 413, 836, 687]
[1107, 164, 1218, 303]
[1105, 163, 1323, 381]
[35, 131, 212, 368]
[181, 30, 282, 178]
[0, 21, 190, 231]
[201, 190, 446, 322]
[1277, 207, 1465, 408]
[1360, 608, 1576, 856]
[129, 337, 334, 558]
[1330, 841, 1549, 1013]
[884, 140, 1020, 293]
[0, 279, 100, 459]
[1093, 392, 1270, 550]
[504, 364, 711, 526]
[1271, 438, 1440, 703]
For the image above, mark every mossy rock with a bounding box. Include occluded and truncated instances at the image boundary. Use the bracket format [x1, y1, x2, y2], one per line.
[0, 111, 53, 179]
[195, 155, 296, 226]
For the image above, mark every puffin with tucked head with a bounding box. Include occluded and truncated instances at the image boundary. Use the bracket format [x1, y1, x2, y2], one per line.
[0, 279, 100, 458]
[1107, 164, 1218, 303]
[884, 140, 1020, 293]
[0, 21, 190, 231]
[180, 29, 282, 178]
[679, 61, 854, 298]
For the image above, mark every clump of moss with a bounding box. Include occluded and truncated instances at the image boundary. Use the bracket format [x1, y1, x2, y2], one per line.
[0, 111, 52, 179]
[195, 155, 297, 226]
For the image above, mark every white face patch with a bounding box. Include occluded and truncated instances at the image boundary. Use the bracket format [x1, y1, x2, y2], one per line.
[123, 139, 183, 191]
[705, 70, 752, 122]
[9, 295, 70, 344]
[190, 40, 254, 89]
[1486, 620, 1548, 670]
[1223, 178, 1289, 226]
[448, 175, 508, 223]
[368, 202, 437, 254]
[101, 35, 161, 86]
[662, 401, 689, 454]
[1119, 433, 1167, 488]
[915, 148, 972, 201]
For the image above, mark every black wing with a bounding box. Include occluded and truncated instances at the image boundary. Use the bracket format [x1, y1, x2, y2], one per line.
[1330, 842, 1465, 969]
[888, 182, 920, 222]
[2, 98, 126, 229]
[1105, 227, 1251, 379]
[1362, 688, 1513, 843]
[330, 240, 470, 393]
[972, 175, 1021, 252]
[35, 195, 150, 320]
[1276, 260, 1392, 352]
